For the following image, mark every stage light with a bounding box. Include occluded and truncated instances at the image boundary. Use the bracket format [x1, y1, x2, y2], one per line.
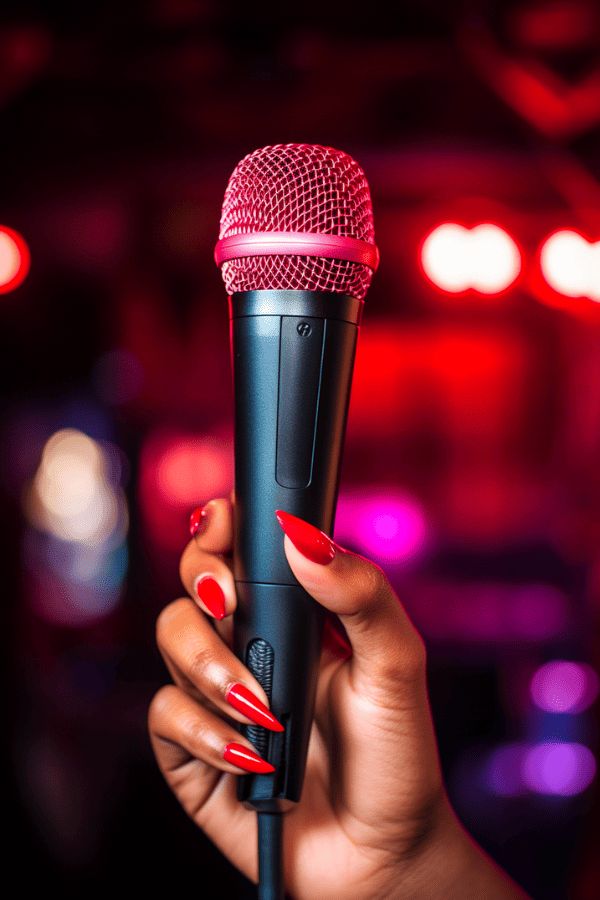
[421, 223, 521, 294]
[335, 490, 428, 563]
[23, 429, 129, 625]
[138, 430, 233, 550]
[530, 660, 599, 714]
[26, 429, 127, 545]
[421, 224, 471, 292]
[470, 225, 522, 293]
[0, 225, 30, 294]
[522, 742, 596, 796]
[540, 230, 600, 301]
[156, 438, 232, 506]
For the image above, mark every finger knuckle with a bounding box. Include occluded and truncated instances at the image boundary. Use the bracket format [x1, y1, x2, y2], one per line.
[148, 684, 178, 729]
[188, 646, 216, 687]
[362, 559, 392, 603]
[346, 560, 393, 621]
[182, 715, 209, 750]
[155, 598, 188, 647]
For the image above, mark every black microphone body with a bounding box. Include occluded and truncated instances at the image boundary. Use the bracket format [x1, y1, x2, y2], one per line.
[231, 289, 362, 811]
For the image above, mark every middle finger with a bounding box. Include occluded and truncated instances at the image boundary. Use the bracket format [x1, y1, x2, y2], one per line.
[156, 597, 284, 733]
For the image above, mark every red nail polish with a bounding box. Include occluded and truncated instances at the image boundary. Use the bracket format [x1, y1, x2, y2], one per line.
[189, 505, 208, 537]
[223, 741, 275, 774]
[196, 577, 226, 620]
[275, 510, 336, 565]
[225, 683, 284, 733]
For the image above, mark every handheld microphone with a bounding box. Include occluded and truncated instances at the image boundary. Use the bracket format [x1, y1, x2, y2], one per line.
[214, 144, 378, 896]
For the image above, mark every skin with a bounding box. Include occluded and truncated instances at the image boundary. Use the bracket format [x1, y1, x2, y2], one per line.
[149, 497, 529, 900]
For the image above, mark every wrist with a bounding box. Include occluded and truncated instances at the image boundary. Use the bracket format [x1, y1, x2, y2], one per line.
[394, 796, 529, 900]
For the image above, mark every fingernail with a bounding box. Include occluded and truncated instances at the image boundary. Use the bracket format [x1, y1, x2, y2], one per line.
[223, 741, 275, 774]
[225, 683, 284, 733]
[189, 505, 209, 537]
[275, 510, 336, 565]
[196, 576, 226, 620]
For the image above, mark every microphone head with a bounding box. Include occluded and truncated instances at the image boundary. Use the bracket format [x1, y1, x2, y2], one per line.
[215, 144, 378, 300]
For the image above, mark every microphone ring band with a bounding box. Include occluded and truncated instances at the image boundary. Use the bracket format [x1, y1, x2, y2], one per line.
[214, 232, 379, 272]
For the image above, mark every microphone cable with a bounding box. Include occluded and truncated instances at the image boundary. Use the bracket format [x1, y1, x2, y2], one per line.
[257, 810, 284, 900]
[244, 639, 284, 899]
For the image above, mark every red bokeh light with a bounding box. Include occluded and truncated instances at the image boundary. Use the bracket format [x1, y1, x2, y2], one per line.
[139, 430, 233, 551]
[0, 224, 30, 294]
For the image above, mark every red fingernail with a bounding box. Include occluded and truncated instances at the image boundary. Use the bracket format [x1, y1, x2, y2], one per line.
[196, 577, 226, 620]
[189, 505, 208, 537]
[275, 510, 336, 565]
[225, 683, 284, 733]
[223, 741, 275, 774]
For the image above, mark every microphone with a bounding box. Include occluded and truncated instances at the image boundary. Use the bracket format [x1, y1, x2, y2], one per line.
[214, 143, 378, 896]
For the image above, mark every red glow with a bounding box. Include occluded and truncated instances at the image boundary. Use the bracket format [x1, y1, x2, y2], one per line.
[139, 430, 233, 551]
[0, 225, 30, 294]
[156, 440, 231, 505]
[420, 223, 521, 295]
[540, 230, 600, 302]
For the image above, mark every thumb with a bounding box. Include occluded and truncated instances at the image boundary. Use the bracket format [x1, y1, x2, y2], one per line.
[275, 510, 427, 702]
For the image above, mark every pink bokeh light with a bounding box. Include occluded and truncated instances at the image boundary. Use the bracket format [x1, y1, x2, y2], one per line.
[530, 661, 599, 713]
[335, 490, 428, 563]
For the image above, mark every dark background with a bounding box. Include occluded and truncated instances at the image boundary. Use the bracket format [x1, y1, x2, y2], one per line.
[2, 1, 600, 897]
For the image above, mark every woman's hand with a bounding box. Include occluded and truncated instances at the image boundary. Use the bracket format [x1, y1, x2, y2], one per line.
[149, 498, 527, 899]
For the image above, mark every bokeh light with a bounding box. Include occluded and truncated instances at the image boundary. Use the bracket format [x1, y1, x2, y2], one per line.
[485, 741, 597, 797]
[335, 489, 428, 562]
[156, 438, 231, 506]
[23, 428, 128, 625]
[0, 224, 30, 294]
[26, 429, 127, 545]
[139, 430, 233, 550]
[522, 742, 596, 796]
[540, 230, 600, 301]
[485, 743, 527, 797]
[421, 223, 521, 294]
[530, 660, 599, 713]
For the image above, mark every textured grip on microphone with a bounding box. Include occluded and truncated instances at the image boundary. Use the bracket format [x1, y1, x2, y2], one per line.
[245, 638, 275, 758]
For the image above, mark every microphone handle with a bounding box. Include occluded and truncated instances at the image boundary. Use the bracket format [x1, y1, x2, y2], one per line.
[230, 289, 363, 811]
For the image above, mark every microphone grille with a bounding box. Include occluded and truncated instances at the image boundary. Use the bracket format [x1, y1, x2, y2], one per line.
[218, 144, 375, 300]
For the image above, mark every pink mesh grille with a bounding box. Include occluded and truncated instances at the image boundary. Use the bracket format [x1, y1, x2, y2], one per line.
[217, 144, 376, 300]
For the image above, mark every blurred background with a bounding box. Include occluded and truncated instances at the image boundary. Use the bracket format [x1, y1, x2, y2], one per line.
[2, 1, 600, 896]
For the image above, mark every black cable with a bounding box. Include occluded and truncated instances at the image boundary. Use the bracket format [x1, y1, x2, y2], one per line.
[257, 811, 284, 900]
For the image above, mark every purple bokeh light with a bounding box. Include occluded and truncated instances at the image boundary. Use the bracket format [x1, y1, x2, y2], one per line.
[522, 742, 596, 796]
[530, 661, 599, 714]
[485, 743, 527, 796]
[335, 490, 428, 563]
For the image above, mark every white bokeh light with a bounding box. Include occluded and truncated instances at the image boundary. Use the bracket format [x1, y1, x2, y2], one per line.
[422, 223, 521, 294]
[541, 230, 600, 302]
